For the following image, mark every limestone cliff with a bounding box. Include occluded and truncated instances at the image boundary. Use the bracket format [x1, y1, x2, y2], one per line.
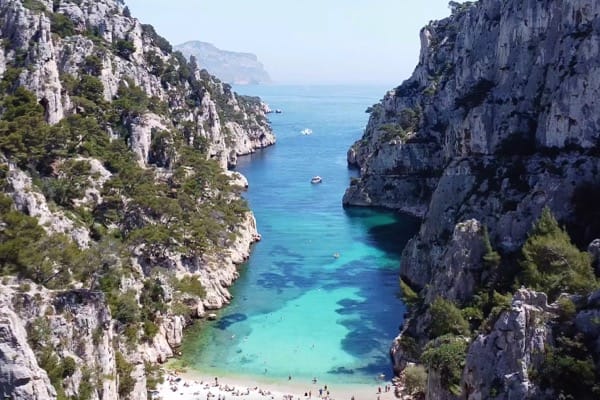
[0, 0, 274, 169]
[345, 0, 600, 398]
[0, 0, 272, 398]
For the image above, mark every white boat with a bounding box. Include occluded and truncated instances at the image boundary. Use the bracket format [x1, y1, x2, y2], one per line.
[311, 176, 322, 184]
[301, 128, 313, 135]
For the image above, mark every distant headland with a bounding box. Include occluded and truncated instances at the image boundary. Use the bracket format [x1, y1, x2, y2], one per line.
[175, 40, 271, 85]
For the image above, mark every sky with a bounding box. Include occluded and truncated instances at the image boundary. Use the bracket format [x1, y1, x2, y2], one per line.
[124, 1, 465, 85]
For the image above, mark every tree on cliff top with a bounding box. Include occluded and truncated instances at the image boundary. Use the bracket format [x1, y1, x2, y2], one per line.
[520, 207, 598, 300]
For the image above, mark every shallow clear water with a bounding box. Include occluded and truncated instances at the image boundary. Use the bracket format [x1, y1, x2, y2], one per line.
[181, 85, 420, 384]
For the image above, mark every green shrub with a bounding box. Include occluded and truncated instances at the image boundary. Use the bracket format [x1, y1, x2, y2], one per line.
[113, 80, 149, 117]
[429, 297, 470, 338]
[174, 275, 205, 298]
[116, 351, 135, 397]
[114, 39, 135, 59]
[18, 282, 31, 292]
[482, 226, 501, 269]
[22, 0, 47, 12]
[0, 87, 49, 168]
[38, 347, 67, 399]
[77, 367, 94, 400]
[400, 278, 420, 308]
[421, 335, 468, 395]
[142, 320, 159, 341]
[461, 306, 483, 326]
[0, 194, 87, 287]
[141, 24, 172, 54]
[520, 207, 597, 300]
[538, 335, 600, 398]
[50, 12, 74, 37]
[144, 51, 165, 75]
[62, 356, 76, 378]
[399, 107, 421, 132]
[74, 75, 105, 103]
[83, 55, 103, 76]
[27, 318, 51, 350]
[404, 364, 427, 396]
[557, 297, 576, 322]
[145, 361, 164, 390]
[41, 159, 91, 207]
[399, 334, 421, 361]
[479, 291, 512, 332]
[112, 290, 140, 325]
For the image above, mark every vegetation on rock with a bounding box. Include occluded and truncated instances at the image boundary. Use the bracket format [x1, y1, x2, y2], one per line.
[0, 0, 272, 398]
[401, 207, 600, 398]
[520, 207, 597, 300]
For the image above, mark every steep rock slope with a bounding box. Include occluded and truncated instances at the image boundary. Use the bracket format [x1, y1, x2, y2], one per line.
[345, 1, 600, 398]
[175, 41, 271, 85]
[0, 0, 274, 399]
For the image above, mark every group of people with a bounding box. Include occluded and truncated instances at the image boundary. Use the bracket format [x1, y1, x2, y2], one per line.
[377, 385, 392, 393]
[161, 372, 396, 400]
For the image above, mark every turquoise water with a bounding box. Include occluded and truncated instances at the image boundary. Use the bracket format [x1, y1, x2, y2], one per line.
[182, 85, 420, 384]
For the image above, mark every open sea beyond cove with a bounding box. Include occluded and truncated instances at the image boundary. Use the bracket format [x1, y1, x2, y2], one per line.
[180, 85, 420, 385]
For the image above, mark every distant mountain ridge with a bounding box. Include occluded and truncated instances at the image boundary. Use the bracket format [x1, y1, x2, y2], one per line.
[175, 41, 271, 85]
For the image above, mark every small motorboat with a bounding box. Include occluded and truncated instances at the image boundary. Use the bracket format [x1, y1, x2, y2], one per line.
[311, 176, 322, 184]
[301, 128, 313, 135]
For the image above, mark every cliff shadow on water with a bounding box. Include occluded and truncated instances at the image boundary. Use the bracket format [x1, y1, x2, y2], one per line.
[343, 207, 421, 257]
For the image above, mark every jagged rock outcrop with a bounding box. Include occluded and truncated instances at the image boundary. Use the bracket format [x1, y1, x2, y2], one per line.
[6, 166, 91, 247]
[463, 289, 556, 400]
[423, 219, 487, 304]
[0, 308, 55, 400]
[0, 281, 117, 400]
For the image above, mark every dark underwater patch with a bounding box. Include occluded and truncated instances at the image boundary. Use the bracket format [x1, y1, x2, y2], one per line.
[340, 325, 381, 356]
[215, 313, 247, 330]
[328, 366, 355, 375]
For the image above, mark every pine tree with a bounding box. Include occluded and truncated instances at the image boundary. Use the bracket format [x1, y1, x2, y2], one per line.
[520, 207, 598, 300]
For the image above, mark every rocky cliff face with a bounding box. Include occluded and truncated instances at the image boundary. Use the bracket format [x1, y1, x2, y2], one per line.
[463, 289, 555, 400]
[345, 0, 600, 220]
[0, 0, 274, 169]
[0, 281, 116, 400]
[0, 0, 273, 398]
[345, 0, 600, 398]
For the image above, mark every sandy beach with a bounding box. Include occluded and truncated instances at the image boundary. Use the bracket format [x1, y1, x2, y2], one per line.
[156, 369, 401, 400]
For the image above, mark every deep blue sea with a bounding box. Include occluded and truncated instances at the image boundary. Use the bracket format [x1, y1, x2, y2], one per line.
[181, 85, 420, 385]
